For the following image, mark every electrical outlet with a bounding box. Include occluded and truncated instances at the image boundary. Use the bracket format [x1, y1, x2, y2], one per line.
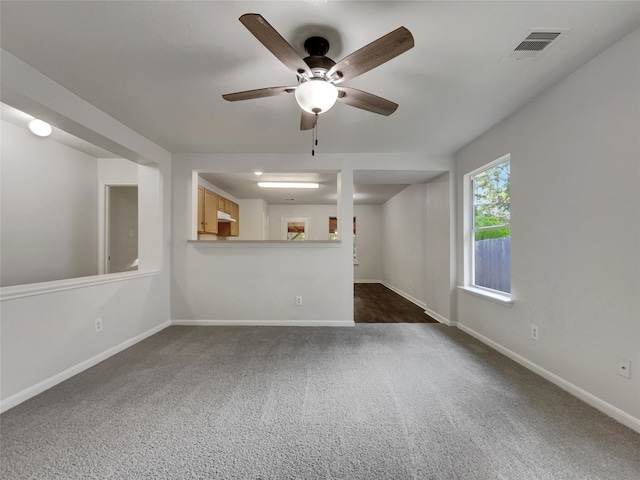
[618, 358, 631, 379]
[95, 318, 103, 333]
[531, 324, 539, 340]
[295, 296, 303, 306]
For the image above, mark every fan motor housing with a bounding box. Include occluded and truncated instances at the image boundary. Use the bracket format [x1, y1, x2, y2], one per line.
[302, 36, 336, 79]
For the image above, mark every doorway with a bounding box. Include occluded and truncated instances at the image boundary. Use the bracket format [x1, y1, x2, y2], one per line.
[106, 186, 138, 273]
[354, 284, 438, 323]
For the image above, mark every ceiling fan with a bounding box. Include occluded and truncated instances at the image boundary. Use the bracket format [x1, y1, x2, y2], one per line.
[222, 14, 414, 131]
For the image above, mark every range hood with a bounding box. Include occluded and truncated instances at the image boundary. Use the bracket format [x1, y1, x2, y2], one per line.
[217, 210, 236, 222]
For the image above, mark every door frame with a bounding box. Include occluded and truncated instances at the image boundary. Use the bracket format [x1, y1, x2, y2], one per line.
[102, 184, 138, 274]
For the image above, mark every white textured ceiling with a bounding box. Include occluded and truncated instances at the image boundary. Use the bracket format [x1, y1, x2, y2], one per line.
[2, 1, 638, 204]
[201, 171, 340, 205]
[2, 1, 638, 157]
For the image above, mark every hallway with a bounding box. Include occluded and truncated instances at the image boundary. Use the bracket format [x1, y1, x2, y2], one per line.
[354, 283, 438, 323]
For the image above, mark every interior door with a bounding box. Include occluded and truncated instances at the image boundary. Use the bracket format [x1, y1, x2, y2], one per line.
[106, 186, 138, 273]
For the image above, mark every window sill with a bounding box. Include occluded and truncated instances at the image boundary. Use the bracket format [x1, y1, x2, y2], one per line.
[458, 286, 514, 306]
[1, 270, 160, 301]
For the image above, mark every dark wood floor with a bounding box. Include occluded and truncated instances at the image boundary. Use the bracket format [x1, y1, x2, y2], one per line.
[354, 283, 438, 323]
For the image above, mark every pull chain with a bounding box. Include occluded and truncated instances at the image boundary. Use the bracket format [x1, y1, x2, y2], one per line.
[311, 113, 319, 156]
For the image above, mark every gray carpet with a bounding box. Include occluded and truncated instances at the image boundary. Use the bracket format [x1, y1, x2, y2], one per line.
[1, 324, 639, 479]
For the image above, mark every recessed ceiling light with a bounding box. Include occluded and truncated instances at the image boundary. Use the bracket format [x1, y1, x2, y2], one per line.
[28, 119, 53, 137]
[254, 171, 263, 176]
[258, 182, 319, 189]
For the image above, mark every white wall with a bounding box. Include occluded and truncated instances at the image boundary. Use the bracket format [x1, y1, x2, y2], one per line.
[425, 173, 453, 323]
[378, 176, 453, 321]
[98, 157, 139, 184]
[236, 199, 268, 240]
[353, 205, 382, 282]
[268, 204, 337, 240]
[1, 119, 99, 286]
[0, 50, 172, 411]
[381, 184, 428, 307]
[454, 29, 640, 429]
[172, 153, 452, 324]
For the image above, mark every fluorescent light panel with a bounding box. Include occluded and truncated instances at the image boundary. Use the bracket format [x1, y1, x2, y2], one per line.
[258, 182, 319, 189]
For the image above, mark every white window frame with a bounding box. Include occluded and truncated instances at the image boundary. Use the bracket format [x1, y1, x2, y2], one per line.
[281, 216, 309, 241]
[460, 154, 513, 305]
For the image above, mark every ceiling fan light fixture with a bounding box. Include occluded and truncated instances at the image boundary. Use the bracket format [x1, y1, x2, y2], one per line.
[294, 79, 338, 115]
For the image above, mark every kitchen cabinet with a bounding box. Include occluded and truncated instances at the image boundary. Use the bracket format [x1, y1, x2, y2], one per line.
[218, 200, 239, 237]
[198, 186, 239, 237]
[229, 201, 239, 236]
[198, 186, 219, 234]
[198, 186, 205, 233]
[218, 196, 231, 214]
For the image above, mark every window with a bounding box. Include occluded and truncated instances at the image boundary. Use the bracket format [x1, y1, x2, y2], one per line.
[329, 217, 357, 261]
[287, 221, 306, 241]
[328, 217, 339, 241]
[282, 216, 308, 241]
[468, 155, 511, 295]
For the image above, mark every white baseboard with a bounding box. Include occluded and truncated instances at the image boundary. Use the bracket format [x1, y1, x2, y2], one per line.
[171, 319, 355, 327]
[0, 321, 171, 414]
[456, 323, 640, 434]
[424, 307, 456, 326]
[381, 282, 428, 310]
[354, 279, 382, 284]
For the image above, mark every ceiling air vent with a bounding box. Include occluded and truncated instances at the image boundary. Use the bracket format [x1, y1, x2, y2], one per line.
[503, 29, 568, 61]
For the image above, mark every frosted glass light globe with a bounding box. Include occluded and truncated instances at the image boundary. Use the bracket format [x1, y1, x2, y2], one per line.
[295, 80, 338, 114]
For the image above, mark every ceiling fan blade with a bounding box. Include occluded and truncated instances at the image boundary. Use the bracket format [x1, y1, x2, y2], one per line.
[222, 86, 295, 102]
[300, 111, 318, 130]
[337, 87, 398, 116]
[328, 27, 414, 83]
[240, 14, 311, 76]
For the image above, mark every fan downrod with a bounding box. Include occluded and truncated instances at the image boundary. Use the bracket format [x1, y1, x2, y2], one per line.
[304, 36, 330, 56]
